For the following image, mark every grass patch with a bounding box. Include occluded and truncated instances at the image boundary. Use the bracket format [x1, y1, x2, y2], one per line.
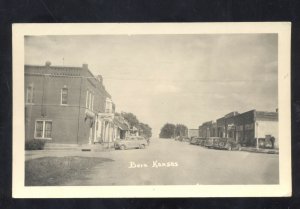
[25, 156, 113, 186]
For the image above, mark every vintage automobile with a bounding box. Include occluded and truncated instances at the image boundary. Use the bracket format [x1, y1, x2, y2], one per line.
[182, 137, 190, 142]
[190, 137, 200, 145]
[197, 137, 206, 146]
[175, 136, 190, 142]
[114, 136, 148, 150]
[216, 138, 241, 151]
[204, 137, 219, 148]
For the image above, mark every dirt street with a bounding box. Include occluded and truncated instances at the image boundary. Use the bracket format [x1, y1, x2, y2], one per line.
[34, 138, 280, 186]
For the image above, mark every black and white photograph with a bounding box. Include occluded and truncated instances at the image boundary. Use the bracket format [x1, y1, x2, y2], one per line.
[12, 23, 291, 197]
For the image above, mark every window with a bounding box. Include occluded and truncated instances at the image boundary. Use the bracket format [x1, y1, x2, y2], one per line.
[35, 120, 52, 139]
[86, 90, 94, 110]
[61, 86, 68, 105]
[86, 90, 89, 108]
[105, 98, 112, 113]
[91, 94, 94, 110]
[89, 92, 92, 109]
[26, 85, 34, 103]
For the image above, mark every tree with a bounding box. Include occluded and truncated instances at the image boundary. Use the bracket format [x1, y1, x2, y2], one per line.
[121, 112, 139, 128]
[175, 124, 188, 137]
[138, 123, 152, 138]
[121, 112, 152, 138]
[159, 123, 176, 138]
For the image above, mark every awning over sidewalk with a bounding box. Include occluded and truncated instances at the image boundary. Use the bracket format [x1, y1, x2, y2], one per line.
[85, 109, 95, 119]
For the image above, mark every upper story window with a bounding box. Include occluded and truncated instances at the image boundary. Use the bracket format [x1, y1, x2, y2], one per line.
[26, 84, 34, 104]
[86, 90, 89, 108]
[91, 94, 94, 111]
[61, 85, 68, 105]
[89, 92, 92, 109]
[105, 98, 113, 113]
[86, 90, 94, 110]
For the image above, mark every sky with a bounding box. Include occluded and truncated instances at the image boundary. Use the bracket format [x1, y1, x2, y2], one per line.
[25, 34, 278, 137]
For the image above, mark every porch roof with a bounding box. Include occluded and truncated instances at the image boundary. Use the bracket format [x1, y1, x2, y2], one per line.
[113, 118, 129, 130]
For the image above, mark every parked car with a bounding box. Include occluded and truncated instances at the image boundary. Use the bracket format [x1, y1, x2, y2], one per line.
[255, 137, 273, 149]
[175, 136, 181, 141]
[204, 137, 218, 148]
[182, 137, 190, 142]
[212, 137, 221, 148]
[114, 136, 147, 150]
[175, 136, 190, 142]
[263, 139, 273, 149]
[190, 137, 200, 145]
[216, 138, 241, 151]
[197, 137, 206, 146]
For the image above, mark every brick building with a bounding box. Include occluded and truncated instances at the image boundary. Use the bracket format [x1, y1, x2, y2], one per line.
[199, 121, 215, 138]
[25, 62, 113, 145]
[200, 109, 279, 148]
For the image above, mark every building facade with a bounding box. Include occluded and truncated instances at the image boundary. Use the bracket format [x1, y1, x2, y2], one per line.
[199, 109, 278, 148]
[198, 121, 218, 138]
[187, 129, 199, 138]
[25, 62, 112, 145]
[234, 110, 278, 148]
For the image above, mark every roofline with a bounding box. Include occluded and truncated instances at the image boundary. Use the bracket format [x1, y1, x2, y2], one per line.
[25, 64, 82, 69]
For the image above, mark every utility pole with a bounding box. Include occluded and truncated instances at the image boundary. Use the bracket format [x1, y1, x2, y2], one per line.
[256, 122, 259, 149]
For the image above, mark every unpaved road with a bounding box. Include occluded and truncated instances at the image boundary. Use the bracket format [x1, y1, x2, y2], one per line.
[28, 138, 279, 185]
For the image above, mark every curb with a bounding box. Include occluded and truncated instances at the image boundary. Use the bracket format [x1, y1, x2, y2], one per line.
[240, 147, 279, 154]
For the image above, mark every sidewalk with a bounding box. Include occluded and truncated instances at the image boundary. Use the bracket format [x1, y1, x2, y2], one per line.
[240, 147, 279, 154]
[44, 142, 115, 152]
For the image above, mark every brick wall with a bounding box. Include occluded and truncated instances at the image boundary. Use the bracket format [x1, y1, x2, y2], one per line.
[25, 64, 110, 144]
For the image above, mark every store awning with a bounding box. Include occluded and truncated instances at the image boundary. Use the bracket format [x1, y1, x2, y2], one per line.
[85, 109, 95, 119]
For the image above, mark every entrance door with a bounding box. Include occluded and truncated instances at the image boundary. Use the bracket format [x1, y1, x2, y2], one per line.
[89, 127, 93, 144]
[89, 120, 94, 144]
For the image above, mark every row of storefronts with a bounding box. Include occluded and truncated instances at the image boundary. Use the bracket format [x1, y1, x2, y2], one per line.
[198, 110, 279, 148]
[25, 62, 137, 145]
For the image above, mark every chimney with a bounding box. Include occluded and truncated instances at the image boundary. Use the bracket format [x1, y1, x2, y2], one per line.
[45, 61, 51, 67]
[82, 63, 88, 70]
[97, 75, 103, 84]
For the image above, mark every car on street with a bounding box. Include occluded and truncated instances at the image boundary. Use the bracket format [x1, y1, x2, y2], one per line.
[114, 136, 148, 150]
[175, 136, 190, 142]
[256, 137, 274, 149]
[197, 137, 206, 146]
[204, 137, 219, 148]
[182, 137, 190, 142]
[215, 138, 241, 151]
[212, 137, 221, 148]
[190, 137, 200, 145]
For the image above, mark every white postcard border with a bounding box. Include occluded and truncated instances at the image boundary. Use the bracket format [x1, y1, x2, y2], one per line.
[12, 22, 291, 198]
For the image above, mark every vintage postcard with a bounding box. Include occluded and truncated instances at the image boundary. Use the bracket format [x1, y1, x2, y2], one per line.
[12, 23, 291, 198]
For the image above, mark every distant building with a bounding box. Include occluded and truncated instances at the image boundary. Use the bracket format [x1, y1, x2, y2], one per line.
[25, 62, 112, 145]
[199, 121, 217, 138]
[187, 129, 199, 138]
